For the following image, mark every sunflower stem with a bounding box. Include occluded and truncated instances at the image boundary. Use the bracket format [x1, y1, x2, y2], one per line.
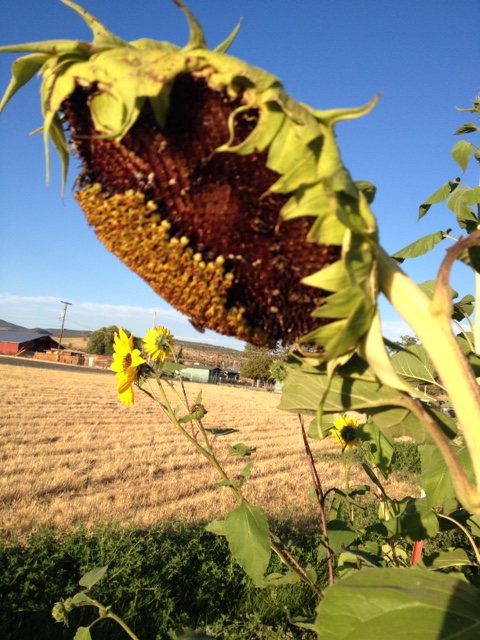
[377, 246, 480, 512]
[144, 371, 323, 596]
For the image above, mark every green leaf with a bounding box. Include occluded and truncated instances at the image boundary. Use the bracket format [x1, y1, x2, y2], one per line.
[302, 259, 346, 292]
[324, 520, 359, 553]
[463, 186, 480, 205]
[205, 428, 238, 436]
[213, 19, 242, 54]
[279, 357, 448, 443]
[227, 443, 257, 457]
[290, 616, 316, 631]
[49, 114, 70, 198]
[468, 246, 480, 273]
[446, 188, 478, 227]
[204, 519, 227, 536]
[0, 52, 49, 112]
[339, 546, 385, 568]
[261, 571, 301, 586]
[314, 568, 480, 640]
[391, 230, 450, 263]
[162, 362, 185, 375]
[71, 593, 96, 606]
[224, 503, 271, 585]
[174, 0, 207, 50]
[369, 497, 439, 541]
[418, 179, 460, 220]
[62, 0, 127, 47]
[420, 548, 474, 571]
[467, 514, 480, 537]
[359, 422, 394, 477]
[451, 140, 473, 173]
[420, 444, 475, 508]
[78, 566, 108, 589]
[354, 180, 376, 204]
[360, 462, 387, 496]
[73, 628, 92, 640]
[417, 279, 458, 301]
[239, 460, 254, 478]
[452, 294, 475, 321]
[390, 344, 436, 386]
[453, 122, 480, 135]
[455, 333, 480, 376]
[327, 487, 369, 518]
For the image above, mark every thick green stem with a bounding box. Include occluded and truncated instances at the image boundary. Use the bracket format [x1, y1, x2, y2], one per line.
[377, 247, 480, 511]
[475, 270, 480, 354]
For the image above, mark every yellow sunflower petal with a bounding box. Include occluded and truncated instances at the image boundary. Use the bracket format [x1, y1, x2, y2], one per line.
[118, 385, 134, 406]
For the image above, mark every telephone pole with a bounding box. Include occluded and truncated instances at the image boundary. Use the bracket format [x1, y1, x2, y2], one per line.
[57, 300, 72, 361]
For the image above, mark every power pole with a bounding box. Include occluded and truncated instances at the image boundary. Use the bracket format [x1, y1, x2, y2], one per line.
[57, 300, 72, 361]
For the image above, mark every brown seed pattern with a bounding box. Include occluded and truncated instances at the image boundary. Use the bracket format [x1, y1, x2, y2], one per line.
[63, 73, 340, 346]
[122, 352, 132, 373]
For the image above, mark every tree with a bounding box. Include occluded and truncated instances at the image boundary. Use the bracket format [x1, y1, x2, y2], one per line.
[86, 326, 136, 355]
[396, 335, 418, 348]
[270, 358, 287, 383]
[239, 344, 275, 385]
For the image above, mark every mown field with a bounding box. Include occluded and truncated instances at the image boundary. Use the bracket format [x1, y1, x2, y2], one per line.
[0, 360, 415, 538]
[0, 360, 423, 639]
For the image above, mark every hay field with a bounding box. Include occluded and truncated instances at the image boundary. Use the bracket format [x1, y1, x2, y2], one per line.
[1, 361, 413, 536]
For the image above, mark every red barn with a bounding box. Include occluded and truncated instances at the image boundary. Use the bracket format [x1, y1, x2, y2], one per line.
[0, 331, 62, 356]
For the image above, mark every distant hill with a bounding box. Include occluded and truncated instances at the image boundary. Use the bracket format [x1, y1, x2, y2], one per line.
[0, 319, 87, 338]
[0, 319, 245, 364]
[0, 319, 30, 332]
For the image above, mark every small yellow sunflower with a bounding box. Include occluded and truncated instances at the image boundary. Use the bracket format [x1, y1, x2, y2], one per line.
[330, 414, 359, 452]
[110, 328, 145, 406]
[143, 326, 174, 362]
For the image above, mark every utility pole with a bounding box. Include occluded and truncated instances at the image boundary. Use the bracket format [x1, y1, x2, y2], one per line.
[57, 300, 72, 361]
[152, 310, 156, 329]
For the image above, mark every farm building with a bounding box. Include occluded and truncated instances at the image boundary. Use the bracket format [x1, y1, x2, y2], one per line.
[0, 331, 62, 356]
[223, 366, 240, 383]
[179, 364, 223, 384]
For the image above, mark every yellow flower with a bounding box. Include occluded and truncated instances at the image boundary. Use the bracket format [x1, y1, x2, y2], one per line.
[143, 326, 174, 362]
[110, 328, 145, 406]
[330, 414, 359, 451]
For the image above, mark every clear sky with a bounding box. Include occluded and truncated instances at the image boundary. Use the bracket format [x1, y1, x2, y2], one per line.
[1, 0, 479, 347]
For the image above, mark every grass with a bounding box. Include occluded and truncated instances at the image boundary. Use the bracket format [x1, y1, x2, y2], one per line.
[1, 361, 415, 538]
[0, 521, 321, 639]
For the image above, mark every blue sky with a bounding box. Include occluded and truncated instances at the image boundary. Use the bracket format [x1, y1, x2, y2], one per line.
[1, 0, 479, 348]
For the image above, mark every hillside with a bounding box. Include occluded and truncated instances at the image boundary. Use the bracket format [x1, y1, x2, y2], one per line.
[0, 319, 245, 366]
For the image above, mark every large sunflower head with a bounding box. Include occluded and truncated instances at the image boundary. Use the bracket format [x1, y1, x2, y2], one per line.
[0, 0, 379, 356]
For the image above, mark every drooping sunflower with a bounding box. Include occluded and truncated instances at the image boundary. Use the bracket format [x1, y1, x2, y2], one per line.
[329, 414, 359, 452]
[111, 328, 146, 406]
[0, 0, 378, 357]
[143, 326, 174, 362]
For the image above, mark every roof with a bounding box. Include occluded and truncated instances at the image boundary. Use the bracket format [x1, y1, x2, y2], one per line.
[182, 364, 222, 371]
[0, 331, 53, 344]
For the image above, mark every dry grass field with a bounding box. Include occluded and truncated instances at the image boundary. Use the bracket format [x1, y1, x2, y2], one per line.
[1, 360, 415, 537]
